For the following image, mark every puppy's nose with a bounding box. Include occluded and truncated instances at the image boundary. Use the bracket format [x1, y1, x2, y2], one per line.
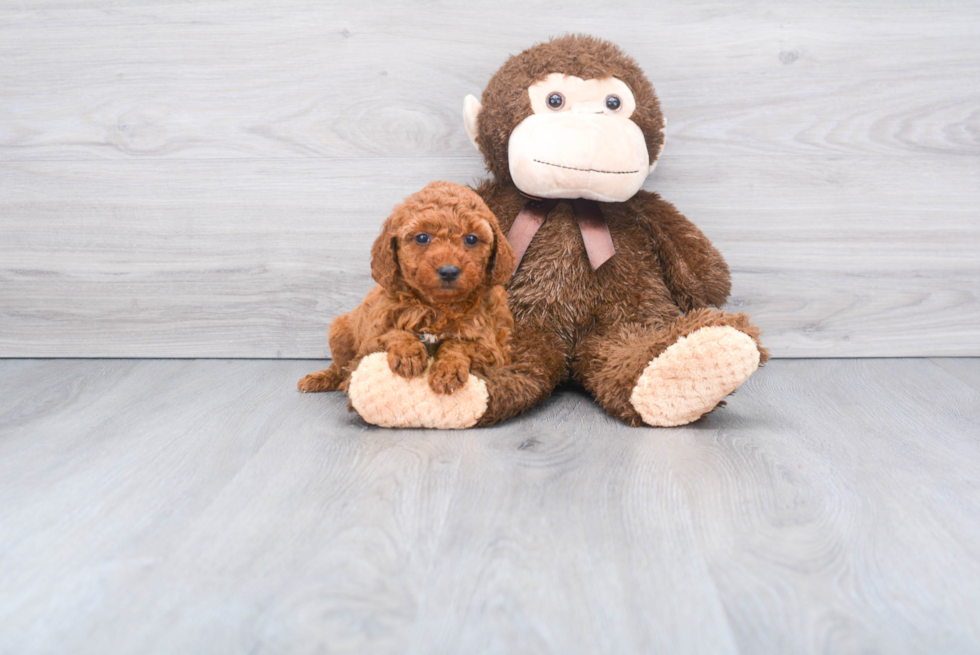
[437, 265, 461, 282]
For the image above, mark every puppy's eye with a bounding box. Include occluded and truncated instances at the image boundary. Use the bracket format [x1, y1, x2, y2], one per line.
[414, 233, 430, 245]
[547, 92, 564, 110]
[605, 95, 622, 112]
[464, 234, 479, 246]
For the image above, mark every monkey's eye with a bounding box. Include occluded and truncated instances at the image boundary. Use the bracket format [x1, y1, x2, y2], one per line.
[605, 95, 622, 112]
[546, 92, 565, 110]
[464, 234, 479, 246]
[414, 233, 430, 245]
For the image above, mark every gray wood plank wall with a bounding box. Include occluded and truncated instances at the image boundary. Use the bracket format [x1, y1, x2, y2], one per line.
[1, 1, 978, 357]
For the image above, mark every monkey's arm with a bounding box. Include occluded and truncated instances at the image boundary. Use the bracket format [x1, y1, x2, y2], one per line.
[635, 191, 731, 311]
[487, 285, 514, 366]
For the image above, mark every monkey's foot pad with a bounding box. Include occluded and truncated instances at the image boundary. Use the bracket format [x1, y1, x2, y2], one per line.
[348, 352, 488, 429]
[630, 326, 761, 427]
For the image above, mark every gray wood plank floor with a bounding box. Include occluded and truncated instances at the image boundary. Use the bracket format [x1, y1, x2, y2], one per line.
[2, 1, 978, 358]
[1, 358, 978, 654]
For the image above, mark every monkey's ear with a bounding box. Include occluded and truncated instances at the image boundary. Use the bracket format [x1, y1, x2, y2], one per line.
[463, 95, 483, 151]
[486, 215, 517, 287]
[370, 215, 400, 289]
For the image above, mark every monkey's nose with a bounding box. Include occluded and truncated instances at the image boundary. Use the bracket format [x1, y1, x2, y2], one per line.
[571, 101, 606, 114]
[437, 265, 461, 282]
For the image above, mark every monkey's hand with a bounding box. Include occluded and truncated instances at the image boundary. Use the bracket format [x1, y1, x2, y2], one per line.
[637, 192, 732, 311]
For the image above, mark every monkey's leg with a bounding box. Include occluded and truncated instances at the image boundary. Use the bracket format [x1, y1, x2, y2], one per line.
[571, 309, 768, 427]
[344, 321, 567, 429]
[473, 326, 568, 427]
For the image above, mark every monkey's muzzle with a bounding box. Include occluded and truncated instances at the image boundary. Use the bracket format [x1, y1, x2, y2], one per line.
[508, 112, 651, 203]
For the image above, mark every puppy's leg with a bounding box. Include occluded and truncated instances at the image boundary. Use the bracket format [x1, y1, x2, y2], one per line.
[428, 340, 473, 395]
[297, 313, 357, 393]
[379, 329, 429, 378]
[298, 365, 344, 393]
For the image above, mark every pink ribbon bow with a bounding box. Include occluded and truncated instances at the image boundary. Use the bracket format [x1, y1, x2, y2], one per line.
[507, 198, 616, 271]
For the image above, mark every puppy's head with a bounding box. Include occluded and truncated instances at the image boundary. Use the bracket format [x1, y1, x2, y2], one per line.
[371, 181, 515, 303]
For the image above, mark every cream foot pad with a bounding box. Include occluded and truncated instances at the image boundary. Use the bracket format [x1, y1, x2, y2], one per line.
[348, 352, 488, 429]
[630, 326, 761, 427]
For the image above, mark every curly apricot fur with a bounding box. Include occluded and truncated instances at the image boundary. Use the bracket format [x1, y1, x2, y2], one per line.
[298, 181, 515, 397]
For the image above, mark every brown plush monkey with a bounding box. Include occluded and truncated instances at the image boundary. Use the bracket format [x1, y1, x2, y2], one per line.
[346, 35, 769, 428]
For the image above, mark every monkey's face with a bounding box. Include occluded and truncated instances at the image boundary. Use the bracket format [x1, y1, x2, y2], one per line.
[506, 74, 651, 202]
[463, 36, 667, 202]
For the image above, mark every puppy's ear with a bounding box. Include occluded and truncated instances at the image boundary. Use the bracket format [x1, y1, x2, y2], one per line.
[371, 213, 401, 289]
[486, 212, 516, 287]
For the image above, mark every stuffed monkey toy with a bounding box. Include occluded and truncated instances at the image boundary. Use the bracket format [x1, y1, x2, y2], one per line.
[345, 35, 768, 428]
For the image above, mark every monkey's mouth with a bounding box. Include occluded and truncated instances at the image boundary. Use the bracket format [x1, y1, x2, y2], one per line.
[533, 159, 640, 175]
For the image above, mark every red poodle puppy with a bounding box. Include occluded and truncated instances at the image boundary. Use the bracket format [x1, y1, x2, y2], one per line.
[298, 181, 516, 396]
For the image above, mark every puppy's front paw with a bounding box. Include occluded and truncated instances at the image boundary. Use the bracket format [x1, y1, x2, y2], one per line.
[387, 341, 429, 378]
[428, 358, 470, 395]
